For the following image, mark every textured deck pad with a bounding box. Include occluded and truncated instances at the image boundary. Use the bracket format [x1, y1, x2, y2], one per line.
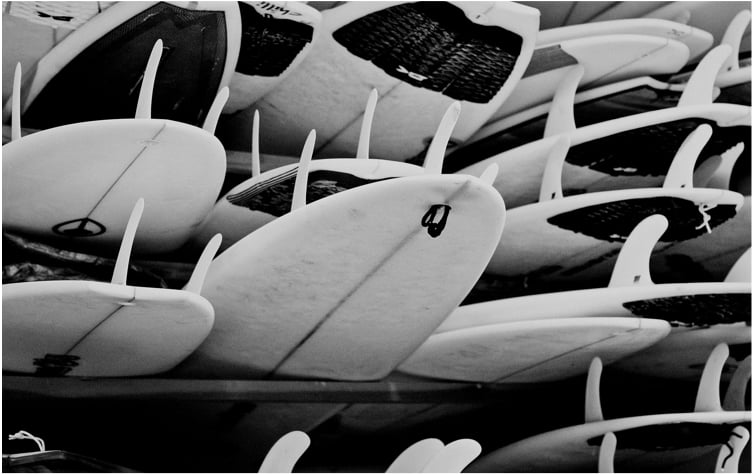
[623, 293, 751, 327]
[332, 2, 521, 103]
[22, 2, 228, 128]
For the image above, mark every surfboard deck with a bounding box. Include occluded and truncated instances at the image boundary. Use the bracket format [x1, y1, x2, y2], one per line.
[2, 280, 214, 377]
[4, 1, 241, 129]
[176, 173, 505, 380]
[222, 1, 539, 161]
[2, 118, 226, 254]
[397, 317, 670, 383]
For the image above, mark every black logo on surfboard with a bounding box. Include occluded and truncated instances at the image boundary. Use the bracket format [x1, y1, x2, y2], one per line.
[52, 218, 106, 237]
[422, 204, 451, 238]
[33, 354, 80, 376]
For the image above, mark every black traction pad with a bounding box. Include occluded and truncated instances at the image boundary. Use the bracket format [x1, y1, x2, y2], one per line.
[623, 293, 751, 328]
[23, 2, 227, 128]
[587, 422, 747, 450]
[565, 118, 751, 177]
[236, 2, 314, 76]
[547, 197, 738, 242]
[227, 169, 392, 216]
[332, 2, 522, 103]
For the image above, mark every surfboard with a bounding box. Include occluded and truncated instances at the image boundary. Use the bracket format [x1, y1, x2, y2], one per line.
[438, 215, 750, 380]
[398, 317, 670, 383]
[535, 18, 712, 61]
[2, 44, 228, 255]
[482, 124, 744, 294]
[193, 91, 459, 251]
[1, 1, 114, 107]
[469, 346, 752, 472]
[486, 33, 690, 123]
[221, 1, 539, 161]
[175, 144, 506, 381]
[2, 1, 241, 129]
[222, 1, 321, 114]
[455, 45, 751, 209]
[2, 200, 221, 377]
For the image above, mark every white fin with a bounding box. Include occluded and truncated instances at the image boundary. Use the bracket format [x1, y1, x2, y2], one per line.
[715, 426, 750, 473]
[135, 40, 162, 119]
[538, 135, 571, 202]
[694, 343, 729, 412]
[724, 248, 751, 283]
[672, 9, 691, 25]
[258, 431, 311, 473]
[708, 143, 745, 191]
[585, 357, 604, 423]
[544, 65, 584, 138]
[693, 155, 725, 188]
[423, 101, 461, 175]
[386, 438, 444, 473]
[598, 432, 617, 474]
[678, 45, 733, 107]
[251, 110, 261, 178]
[11, 63, 21, 141]
[356, 88, 378, 159]
[608, 215, 668, 287]
[111, 198, 145, 286]
[479, 163, 499, 186]
[721, 10, 751, 72]
[291, 130, 315, 212]
[421, 439, 482, 473]
[663, 124, 712, 189]
[723, 355, 751, 411]
[202, 87, 229, 134]
[184, 234, 222, 295]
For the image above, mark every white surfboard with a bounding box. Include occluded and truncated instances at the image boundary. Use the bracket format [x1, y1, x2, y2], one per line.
[483, 124, 744, 293]
[487, 33, 690, 123]
[457, 44, 751, 209]
[469, 346, 752, 473]
[175, 149, 506, 381]
[222, 1, 321, 114]
[535, 18, 713, 61]
[398, 316, 670, 383]
[2, 1, 241, 129]
[2, 43, 228, 255]
[222, 1, 539, 161]
[194, 92, 459, 251]
[437, 214, 750, 380]
[2, 200, 221, 377]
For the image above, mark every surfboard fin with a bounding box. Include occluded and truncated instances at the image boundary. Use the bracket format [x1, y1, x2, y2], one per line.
[694, 343, 729, 413]
[111, 198, 145, 286]
[543, 65, 584, 138]
[663, 124, 712, 189]
[135, 40, 162, 120]
[202, 87, 229, 135]
[721, 10, 751, 73]
[291, 130, 316, 212]
[598, 432, 617, 473]
[184, 234, 222, 295]
[538, 135, 571, 202]
[693, 155, 725, 188]
[678, 45, 732, 108]
[723, 355, 751, 411]
[11, 63, 21, 141]
[724, 248, 751, 283]
[356, 89, 378, 160]
[707, 143, 745, 191]
[715, 426, 749, 473]
[257, 431, 311, 473]
[671, 9, 691, 26]
[585, 357, 604, 423]
[423, 101, 461, 175]
[607, 215, 668, 287]
[251, 110, 261, 178]
[479, 163, 499, 186]
[421, 439, 482, 473]
[386, 438, 444, 473]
